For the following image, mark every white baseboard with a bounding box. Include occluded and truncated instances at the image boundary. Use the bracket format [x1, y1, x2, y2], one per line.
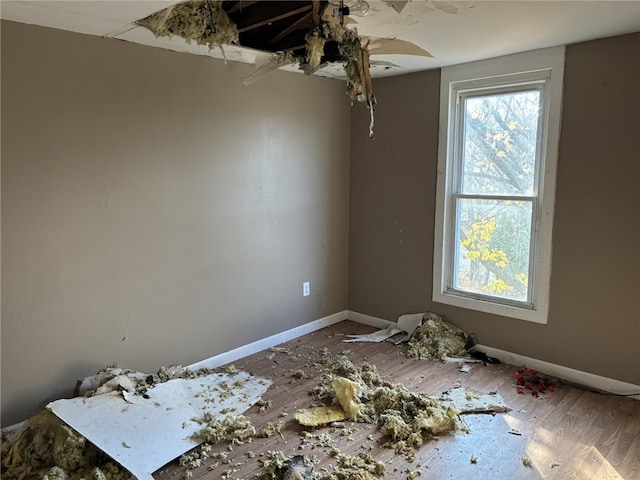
[347, 310, 640, 399]
[346, 311, 395, 330]
[475, 344, 640, 398]
[188, 309, 639, 398]
[188, 310, 348, 371]
[2, 311, 349, 434]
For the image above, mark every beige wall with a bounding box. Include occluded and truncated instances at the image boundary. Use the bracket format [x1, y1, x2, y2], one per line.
[2, 19, 638, 427]
[1, 21, 350, 426]
[349, 33, 640, 385]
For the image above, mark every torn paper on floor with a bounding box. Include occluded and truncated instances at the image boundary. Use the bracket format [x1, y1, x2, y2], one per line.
[48, 371, 271, 480]
[343, 312, 425, 344]
[438, 387, 511, 414]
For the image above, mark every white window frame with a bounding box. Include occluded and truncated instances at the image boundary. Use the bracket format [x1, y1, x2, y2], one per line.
[433, 47, 565, 324]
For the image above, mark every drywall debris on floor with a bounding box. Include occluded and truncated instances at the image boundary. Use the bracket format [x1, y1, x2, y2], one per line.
[1, 409, 130, 480]
[260, 453, 315, 480]
[438, 387, 511, 414]
[406, 312, 471, 360]
[302, 353, 466, 462]
[295, 405, 347, 427]
[49, 370, 271, 480]
[1, 367, 271, 480]
[286, 351, 514, 478]
[259, 450, 385, 480]
[327, 452, 386, 479]
[344, 311, 473, 361]
[331, 377, 363, 421]
[75, 367, 149, 396]
[342, 325, 402, 343]
[343, 313, 424, 344]
[75, 364, 200, 398]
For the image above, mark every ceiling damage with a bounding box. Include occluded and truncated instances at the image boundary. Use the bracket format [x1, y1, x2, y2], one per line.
[136, 1, 431, 139]
[4, 1, 639, 81]
[5, 1, 635, 136]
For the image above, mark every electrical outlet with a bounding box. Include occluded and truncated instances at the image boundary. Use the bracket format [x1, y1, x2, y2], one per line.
[303, 281, 310, 297]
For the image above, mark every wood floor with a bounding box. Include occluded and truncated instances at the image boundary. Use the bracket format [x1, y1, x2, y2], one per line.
[154, 320, 640, 480]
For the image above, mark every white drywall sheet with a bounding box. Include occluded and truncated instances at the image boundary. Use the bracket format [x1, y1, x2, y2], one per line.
[439, 387, 511, 414]
[343, 312, 424, 343]
[48, 371, 271, 480]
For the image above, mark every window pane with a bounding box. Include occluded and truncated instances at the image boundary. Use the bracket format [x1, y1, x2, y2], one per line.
[461, 90, 541, 195]
[454, 198, 532, 301]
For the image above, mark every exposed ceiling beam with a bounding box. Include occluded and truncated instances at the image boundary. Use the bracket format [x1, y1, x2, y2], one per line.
[266, 11, 312, 46]
[236, 4, 313, 34]
[226, 1, 261, 15]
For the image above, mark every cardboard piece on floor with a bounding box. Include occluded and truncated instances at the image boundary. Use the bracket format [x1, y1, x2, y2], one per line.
[438, 387, 511, 414]
[343, 312, 425, 343]
[48, 371, 271, 480]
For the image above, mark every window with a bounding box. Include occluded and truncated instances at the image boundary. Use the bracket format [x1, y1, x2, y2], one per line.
[433, 47, 565, 323]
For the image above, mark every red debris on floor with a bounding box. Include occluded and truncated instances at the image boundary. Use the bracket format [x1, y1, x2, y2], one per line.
[515, 364, 554, 397]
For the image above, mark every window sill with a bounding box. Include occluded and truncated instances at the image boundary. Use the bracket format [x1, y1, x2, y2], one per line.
[433, 290, 549, 324]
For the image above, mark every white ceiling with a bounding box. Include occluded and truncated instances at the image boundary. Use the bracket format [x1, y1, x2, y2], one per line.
[1, 1, 639, 80]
